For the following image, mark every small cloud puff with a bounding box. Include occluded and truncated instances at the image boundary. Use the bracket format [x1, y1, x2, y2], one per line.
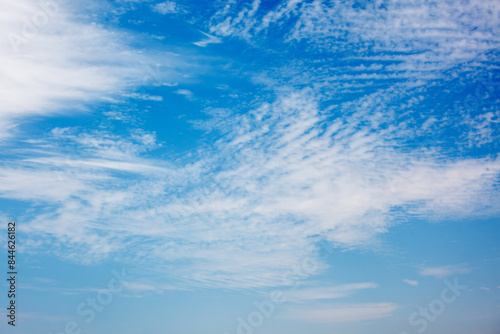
[403, 279, 419, 286]
[420, 264, 471, 279]
[152, 1, 178, 15]
[174, 89, 194, 100]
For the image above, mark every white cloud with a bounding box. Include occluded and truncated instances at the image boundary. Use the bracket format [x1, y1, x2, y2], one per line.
[152, 1, 178, 15]
[122, 93, 163, 101]
[3, 90, 498, 289]
[29, 157, 169, 174]
[209, 0, 262, 38]
[283, 302, 398, 323]
[403, 279, 419, 286]
[479, 287, 490, 291]
[420, 265, 471, 279]
[286, 283, 378, 301]
[0, 0, 190, 140]
[174, 89, 194, 100]
[209, 0, 500, 89]
[207, 0, 500, 149]
[193, 31, 222, 47]
[0, 1, 136, 112]
[211, 0, 500, 56]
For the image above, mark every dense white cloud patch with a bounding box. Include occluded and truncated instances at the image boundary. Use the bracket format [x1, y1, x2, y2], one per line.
[152, 1, 178, 15]
[0, 0, 189, 139]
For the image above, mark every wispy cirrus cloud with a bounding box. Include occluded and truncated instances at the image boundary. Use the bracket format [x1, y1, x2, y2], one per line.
[152, 1, 178, 15]
[420, 264, 471, 279]
[285, 283, 378, 302]
[280, 281, 396, 323]
[193, 31, 222, 47]
[209, 0, 500, 67]
[0, 0, 194, 140]
[403, 279, 419, 286]
[174, 89, 195, 100]
[208, 0, 500, 149]
[282, 302, 399, 323]
[3, 89, 497, 289]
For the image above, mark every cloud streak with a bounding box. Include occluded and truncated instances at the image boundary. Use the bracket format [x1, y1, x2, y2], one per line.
[420, 264, 472, 279]
[283, 302, 398, 323]
[285, 283, 378, 302]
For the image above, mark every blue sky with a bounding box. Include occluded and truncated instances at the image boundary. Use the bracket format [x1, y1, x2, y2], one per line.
[0, 0, 500, 333]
